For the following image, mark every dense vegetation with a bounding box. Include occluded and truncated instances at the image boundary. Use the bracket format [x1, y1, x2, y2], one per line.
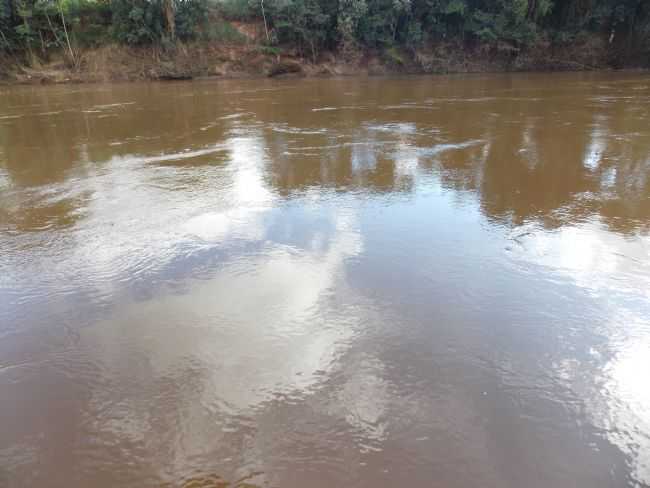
[0, 0, 648, 66]
[227, 0, 650, 62]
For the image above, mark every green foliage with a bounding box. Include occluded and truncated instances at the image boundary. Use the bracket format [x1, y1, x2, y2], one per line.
[109, 0, 208, 44]
[404, 18, 423, 47]
[110, 0, 164, 44]
[257, 44, 282, 56]
[10, 1, 72, 52]
[0, 0, 648, 67]
[444, 0, 466, 16]
[357, 0, 406, 47]
[218, 0, 255, 20]
[271, 0, 332, 57]
[0, 0, 111, 52]
[175, 0, 208, 39]
[466, 0, 538, 45]
[338, 0, 367, 47]
[383, 45, 405, 63]
[203, 18, 247, 43]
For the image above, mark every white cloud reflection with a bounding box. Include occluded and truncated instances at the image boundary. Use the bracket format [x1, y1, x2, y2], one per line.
[513, 221, 650, 298]
[596, 311, 650, 485]
[69, 131, 371, 479]
[513, 221, 650, 485]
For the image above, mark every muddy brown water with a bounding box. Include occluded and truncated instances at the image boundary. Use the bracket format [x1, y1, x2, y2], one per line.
[1, 73, 649, 488]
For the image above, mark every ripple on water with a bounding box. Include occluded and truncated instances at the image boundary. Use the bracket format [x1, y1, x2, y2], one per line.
[1, 73, 650, 488]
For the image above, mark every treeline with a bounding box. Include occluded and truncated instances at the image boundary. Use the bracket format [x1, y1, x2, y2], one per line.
[251, 0, 649, 60]
[0, 1, 213, 54]
[0, 0, 648, 63]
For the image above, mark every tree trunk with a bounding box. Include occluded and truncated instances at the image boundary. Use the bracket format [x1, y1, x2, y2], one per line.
[163, 0, 175, 40]
[58, 1, 76, 67]
[260, 0, 270, 42]
[527, 0, 538, 21]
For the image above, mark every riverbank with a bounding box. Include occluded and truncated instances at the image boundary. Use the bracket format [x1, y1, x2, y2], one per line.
[0, 33, 636, 85]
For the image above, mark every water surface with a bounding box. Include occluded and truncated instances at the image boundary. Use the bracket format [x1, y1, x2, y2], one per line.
[1, 73, 650, 488]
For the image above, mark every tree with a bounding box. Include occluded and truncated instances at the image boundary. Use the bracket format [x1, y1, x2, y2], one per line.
[273, 0, 331, 61]
[338, 0, 367, 51]
[0, 0, 14, 48]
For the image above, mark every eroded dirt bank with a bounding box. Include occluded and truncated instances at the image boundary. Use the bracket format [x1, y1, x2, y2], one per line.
[0, 34, 638, 85]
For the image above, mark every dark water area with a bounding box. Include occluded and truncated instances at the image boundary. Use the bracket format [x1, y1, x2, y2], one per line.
[1, 73, 649, 488]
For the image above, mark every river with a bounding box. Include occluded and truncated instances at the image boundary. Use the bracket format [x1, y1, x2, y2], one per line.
[1, 73, 649, 488]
